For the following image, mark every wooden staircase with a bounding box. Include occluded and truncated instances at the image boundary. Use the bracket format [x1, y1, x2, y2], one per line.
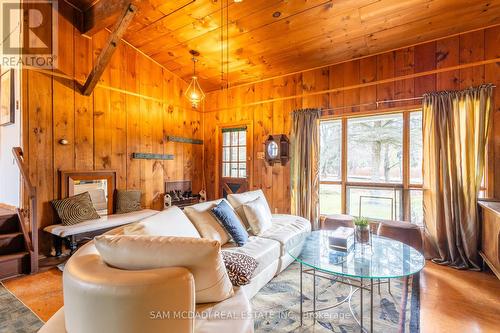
[0, 147, 39, 280]
[0, 209, 31, 279]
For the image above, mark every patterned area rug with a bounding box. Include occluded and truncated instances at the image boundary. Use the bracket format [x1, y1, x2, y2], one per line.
[0, 283, 44, 332]
[252, 262, 420, 333]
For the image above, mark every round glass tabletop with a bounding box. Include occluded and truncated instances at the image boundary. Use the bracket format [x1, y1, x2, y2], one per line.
[289, 230, 425, 279]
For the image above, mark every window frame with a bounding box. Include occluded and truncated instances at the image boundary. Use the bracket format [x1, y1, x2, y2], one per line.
[221, 128, 248, 179]
[319, 109, 422, 224]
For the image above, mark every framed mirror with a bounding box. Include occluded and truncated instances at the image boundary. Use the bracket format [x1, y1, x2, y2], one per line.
[60, 170, 116, 216]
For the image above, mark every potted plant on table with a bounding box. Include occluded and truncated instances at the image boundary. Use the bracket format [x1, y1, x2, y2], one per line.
[353, 216, 370, 244]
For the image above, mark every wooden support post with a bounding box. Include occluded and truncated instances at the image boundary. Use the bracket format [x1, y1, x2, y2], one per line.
[81, 3, 136, 96]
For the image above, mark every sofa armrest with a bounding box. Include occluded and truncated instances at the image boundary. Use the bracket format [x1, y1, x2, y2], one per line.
[63, 254, 195, 333]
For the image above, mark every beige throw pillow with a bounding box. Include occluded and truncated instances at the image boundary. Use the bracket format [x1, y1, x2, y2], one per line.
[94, 235, 234, 304]
[183, 200, 230, 245]
[242, 196, 273, 235]
[124, 206, 200, 238]
[227, 190, 272, 228]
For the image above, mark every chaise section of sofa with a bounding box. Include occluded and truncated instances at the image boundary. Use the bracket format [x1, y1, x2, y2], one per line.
[39, 191, 311, 333]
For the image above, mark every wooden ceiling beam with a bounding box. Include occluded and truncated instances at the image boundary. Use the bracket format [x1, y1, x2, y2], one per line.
[81, 0, 137, 36]
[81, 3, 137, 96]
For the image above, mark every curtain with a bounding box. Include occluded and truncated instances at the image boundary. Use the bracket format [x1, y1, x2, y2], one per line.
[422, 84, 494, 269]
[290, 108, 321, 230]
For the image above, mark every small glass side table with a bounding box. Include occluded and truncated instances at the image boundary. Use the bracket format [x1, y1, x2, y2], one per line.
[288, 230, 425, 332]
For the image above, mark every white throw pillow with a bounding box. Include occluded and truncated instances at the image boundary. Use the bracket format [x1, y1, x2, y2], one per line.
[94, 235, 234, 303]
[123, 206, 200, 238]
[227, 190, 272, 228]
[183, 200, 230, 245]
[242, 197, 273, 235]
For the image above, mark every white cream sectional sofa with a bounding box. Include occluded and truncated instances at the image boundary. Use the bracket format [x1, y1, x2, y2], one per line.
[39, 190, 311, 333]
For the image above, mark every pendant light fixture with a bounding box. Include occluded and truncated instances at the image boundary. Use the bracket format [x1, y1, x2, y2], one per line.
[185, 50, 205, 109]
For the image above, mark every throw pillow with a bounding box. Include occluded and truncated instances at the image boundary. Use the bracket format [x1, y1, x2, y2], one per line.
[115, 190, 142, 214]
[242, 196, 273, 235]
[51, 192, 100, 226]
[95, 235, 234, 304]
[221, 251, 258, 286]
[211, 200, 249, 246]
[124, 206, 201, 238]
[226, 189, 272, 228]
[183, 200, 231, 245]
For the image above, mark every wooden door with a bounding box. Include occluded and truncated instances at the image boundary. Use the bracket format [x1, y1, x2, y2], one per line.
[219, 127, 250, 198]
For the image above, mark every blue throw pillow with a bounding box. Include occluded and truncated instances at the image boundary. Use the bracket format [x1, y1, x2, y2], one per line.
[211, 200, 249, 246]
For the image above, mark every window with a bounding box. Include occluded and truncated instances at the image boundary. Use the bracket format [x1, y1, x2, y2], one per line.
[222, 128, 247, 178]
[320, 120, 342, 214]
[409, 112, 423, 184]
[320, 120, 342, 181]
[319, 110, 423, 226]
[409, 111, 423, 226]
[347, 186, 403, 221]
[347, 114, 403, 183]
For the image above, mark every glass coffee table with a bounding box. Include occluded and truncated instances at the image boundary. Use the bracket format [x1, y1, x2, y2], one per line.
[289, 230, 425, 332]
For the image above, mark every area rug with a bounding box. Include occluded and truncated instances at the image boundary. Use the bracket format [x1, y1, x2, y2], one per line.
[252, 262, 420, 333]
[0, 283, 44, 332]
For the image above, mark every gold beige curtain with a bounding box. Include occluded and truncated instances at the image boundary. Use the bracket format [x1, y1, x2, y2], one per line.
[422, 84, 494, 269]
[290, 108, 321, 230]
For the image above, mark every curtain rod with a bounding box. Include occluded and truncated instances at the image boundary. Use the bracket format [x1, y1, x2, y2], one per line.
[318, 96, 423, 113]
[301, 84, 497, 114]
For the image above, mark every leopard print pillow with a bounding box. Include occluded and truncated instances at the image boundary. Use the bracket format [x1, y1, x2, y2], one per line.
[221, 251, 258, 286]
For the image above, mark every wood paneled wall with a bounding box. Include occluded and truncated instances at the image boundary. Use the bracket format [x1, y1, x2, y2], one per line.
[202, 26, 500, 214]
[22, 1, 203, 254]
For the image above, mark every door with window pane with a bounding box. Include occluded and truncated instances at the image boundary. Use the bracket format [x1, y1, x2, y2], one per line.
[220, 127, 249, 198]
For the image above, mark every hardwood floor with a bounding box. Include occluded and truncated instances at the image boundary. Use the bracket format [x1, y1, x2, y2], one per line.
[419, 264, 500, 333]
[2, 262, 499, 331]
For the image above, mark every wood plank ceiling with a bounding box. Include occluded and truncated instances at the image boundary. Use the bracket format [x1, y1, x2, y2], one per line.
[72, 0, 500, 92]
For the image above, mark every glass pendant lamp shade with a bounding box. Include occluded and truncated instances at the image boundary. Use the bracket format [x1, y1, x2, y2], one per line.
[185, 75, 205, 109]
[185, 52, 205, 109]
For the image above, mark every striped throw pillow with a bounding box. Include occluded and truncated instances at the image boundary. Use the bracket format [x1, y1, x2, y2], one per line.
[51, 192, 101, 226]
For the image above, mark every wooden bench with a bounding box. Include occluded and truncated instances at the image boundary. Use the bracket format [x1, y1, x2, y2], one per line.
[44, 209, 159, 256]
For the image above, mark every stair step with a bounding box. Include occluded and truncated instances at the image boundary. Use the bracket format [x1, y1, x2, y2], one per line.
[0, 214, 20, 233]
[0, 233, 26, 255]
[0, 251, 29, 262]
[0, 232, 23, 240]
[0, 251, 29, 280]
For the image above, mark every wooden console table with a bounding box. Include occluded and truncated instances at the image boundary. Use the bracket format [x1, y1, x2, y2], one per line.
[479, 200, 500, 280]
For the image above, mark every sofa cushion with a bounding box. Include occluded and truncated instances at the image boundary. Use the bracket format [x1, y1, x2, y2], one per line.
[115, 190, 142, 214]
[51, 192, 101, 226]
[259, 214, 311, 256]
[212, 200, 249, 246]
[124, 206, 200, 238]
[184, 199, 231, 245]
[195, 288, 253, 333]
[242, 196, 273, 235]
[227, 189, 272, 228]
[221, 251, 258, 286]
[222, 236, 280, 277]
[94, 235, 233, 304]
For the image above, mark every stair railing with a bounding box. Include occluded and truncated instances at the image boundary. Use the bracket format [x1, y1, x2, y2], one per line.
[12, 147, 38, 274]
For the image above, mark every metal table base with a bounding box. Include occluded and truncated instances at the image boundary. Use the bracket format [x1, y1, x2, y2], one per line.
[299, 263, 392, 332]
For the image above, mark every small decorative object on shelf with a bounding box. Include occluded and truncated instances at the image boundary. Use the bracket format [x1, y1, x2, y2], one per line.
[353, 216, 372, 256]
[264, 134, 290, 166]
[199, 189, 207, 202]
